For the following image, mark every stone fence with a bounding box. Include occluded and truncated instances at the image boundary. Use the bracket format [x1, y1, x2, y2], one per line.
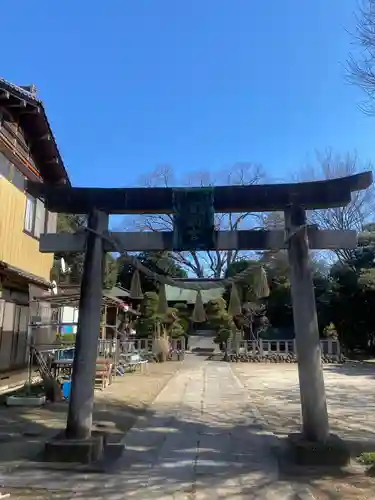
[228, 338, 341, 362]
[113, 337, 186, 357]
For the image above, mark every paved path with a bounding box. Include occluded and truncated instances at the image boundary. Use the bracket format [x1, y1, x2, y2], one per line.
[0, 359, 300, 499]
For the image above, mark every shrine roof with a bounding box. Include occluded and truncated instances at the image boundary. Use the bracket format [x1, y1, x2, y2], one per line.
[105, 285, 130, 298]
[165, 283, 225, 304]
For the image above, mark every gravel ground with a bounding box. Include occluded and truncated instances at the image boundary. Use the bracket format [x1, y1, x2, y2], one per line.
[232, 361, 375, 499]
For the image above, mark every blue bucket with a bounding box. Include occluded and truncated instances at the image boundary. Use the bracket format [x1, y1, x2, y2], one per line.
[62, 381, 72, 400]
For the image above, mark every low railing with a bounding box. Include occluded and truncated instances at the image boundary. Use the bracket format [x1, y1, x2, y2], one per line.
[228, 338, 341, 359]
[120, 337, 186, 355]
[97, 339, 118, 357]
[34, 336, 186, 356]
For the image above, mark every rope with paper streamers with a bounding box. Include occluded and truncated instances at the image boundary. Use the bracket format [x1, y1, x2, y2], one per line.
[86, 226, 271, 323]
[86, 226, 269, 292]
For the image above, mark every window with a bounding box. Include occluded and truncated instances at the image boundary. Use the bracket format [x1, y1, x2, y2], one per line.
[34, 199, 46, 238]
[24, 195, 35, 234]
[0, 153, 27, 190]
[13, 168, 25, 190]
[0, 153, 11, 180]
[24, 196, 48, 239]
[44, 210, 49, 234]
[45, 211, 57, 234]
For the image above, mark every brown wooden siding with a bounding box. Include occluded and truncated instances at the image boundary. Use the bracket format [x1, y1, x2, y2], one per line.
[0, 108, 41, 180]
[0, 177, 54, 281]
[1, 121, 31, 160]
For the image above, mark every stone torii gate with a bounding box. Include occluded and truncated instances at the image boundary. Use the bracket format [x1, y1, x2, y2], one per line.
[27, 172, 372, 462]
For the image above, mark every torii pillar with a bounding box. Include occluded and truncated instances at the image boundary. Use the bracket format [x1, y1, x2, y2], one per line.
[45, 209, 108, 463]
[285, 205, 349, 465]
[66, 209, 108, 440]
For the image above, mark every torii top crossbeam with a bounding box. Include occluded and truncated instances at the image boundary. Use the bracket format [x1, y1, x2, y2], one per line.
[26, 172, 373, 214]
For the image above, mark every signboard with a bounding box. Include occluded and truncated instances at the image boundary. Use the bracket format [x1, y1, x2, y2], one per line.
[172, 188, 215, 251]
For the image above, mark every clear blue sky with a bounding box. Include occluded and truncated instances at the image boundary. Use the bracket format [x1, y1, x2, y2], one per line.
[1, 0, 372, 188]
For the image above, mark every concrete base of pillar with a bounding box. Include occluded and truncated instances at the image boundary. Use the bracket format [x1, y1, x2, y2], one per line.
[44, 432, 105, 464]
[287, 433, 350, 466]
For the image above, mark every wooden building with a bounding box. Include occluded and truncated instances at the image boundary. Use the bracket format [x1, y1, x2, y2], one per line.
[30, 284, 140, 343]
[103, 286, 140, 338]
[0, 78, 70, 371]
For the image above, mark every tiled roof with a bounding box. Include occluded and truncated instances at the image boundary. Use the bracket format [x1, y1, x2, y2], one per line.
[0, 77, 70, 184]
[105, 285, 130, 298]
[0, 260, 51, 288]
[0, 79, 41, 103]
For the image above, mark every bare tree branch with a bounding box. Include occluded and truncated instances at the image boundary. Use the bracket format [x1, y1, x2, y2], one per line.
[125, 163, 266, 277]
[347, 0, 375, 114]
[300, 149, 375, 263]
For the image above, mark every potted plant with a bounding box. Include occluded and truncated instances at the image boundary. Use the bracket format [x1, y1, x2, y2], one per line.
[6, 382, 46, 407]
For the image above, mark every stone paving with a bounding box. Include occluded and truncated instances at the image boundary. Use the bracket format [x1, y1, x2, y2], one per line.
[0, 358, 301, 499]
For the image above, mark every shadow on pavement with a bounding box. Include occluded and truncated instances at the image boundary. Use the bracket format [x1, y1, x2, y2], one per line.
[1, 359, 375, 499]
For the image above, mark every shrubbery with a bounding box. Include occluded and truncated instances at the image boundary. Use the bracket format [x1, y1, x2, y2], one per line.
[135, 291, 188, 338]
[203, 297, 234, 344]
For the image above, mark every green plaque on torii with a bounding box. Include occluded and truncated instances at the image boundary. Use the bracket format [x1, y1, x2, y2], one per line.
[172, 188, 215, 251]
